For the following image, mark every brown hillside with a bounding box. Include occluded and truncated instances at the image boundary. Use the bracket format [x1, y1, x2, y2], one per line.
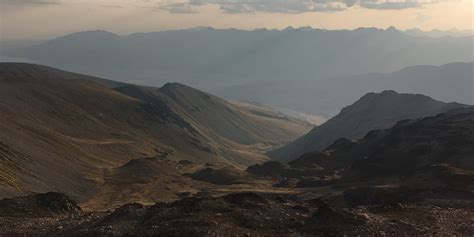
[0, 63, 310, 201]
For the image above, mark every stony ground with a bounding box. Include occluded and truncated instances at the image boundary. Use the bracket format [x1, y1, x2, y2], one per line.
[1, 190, 473, 236]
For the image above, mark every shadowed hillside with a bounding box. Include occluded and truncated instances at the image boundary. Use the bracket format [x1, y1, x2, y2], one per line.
[268, 90, 466, 162]
[279, 106, 474, 190]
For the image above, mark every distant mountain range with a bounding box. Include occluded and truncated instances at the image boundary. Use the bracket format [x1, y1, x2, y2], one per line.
[4, 28, 473, 116]
[268, 90, 467, 162]
[0, 63, 311, 201]
[403, 28, 474, 38]
[217, 62, 474, 117]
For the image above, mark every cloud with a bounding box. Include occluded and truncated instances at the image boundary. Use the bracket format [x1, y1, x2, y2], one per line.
[355, 0, 432, 9]
[217, 1, 348, 14]
[159, 2, 204, 14]
[153, 0, 447, 14]
[0, 0, 61, 6]
[0, 0, 448, 14]
[98, 4, 124, 9]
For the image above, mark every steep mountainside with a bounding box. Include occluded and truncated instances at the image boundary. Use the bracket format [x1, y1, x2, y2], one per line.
[346, 107, 474, 182]
[269, 90, 466, 162]
[0, 63, 310, 201]
[287, 107, 474, 189]
[231, 101, 314, 135]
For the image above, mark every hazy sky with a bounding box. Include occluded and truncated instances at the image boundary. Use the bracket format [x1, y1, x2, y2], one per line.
[1, 0, 473, 40]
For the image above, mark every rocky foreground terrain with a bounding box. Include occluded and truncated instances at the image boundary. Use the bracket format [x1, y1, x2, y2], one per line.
[1, 189, 473, 236]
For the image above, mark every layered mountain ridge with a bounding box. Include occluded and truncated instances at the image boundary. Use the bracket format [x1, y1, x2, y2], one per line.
[269, 90, 467, 162]
[218, 62, 474, 117]
[277, 106, 474, 190]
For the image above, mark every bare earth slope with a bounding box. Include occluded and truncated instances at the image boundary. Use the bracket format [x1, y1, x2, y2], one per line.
[0, 63, 310, 201]
[269, 90, 467, 162]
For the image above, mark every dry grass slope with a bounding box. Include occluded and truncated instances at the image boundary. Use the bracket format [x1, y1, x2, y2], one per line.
[0, 63, 310, 203]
